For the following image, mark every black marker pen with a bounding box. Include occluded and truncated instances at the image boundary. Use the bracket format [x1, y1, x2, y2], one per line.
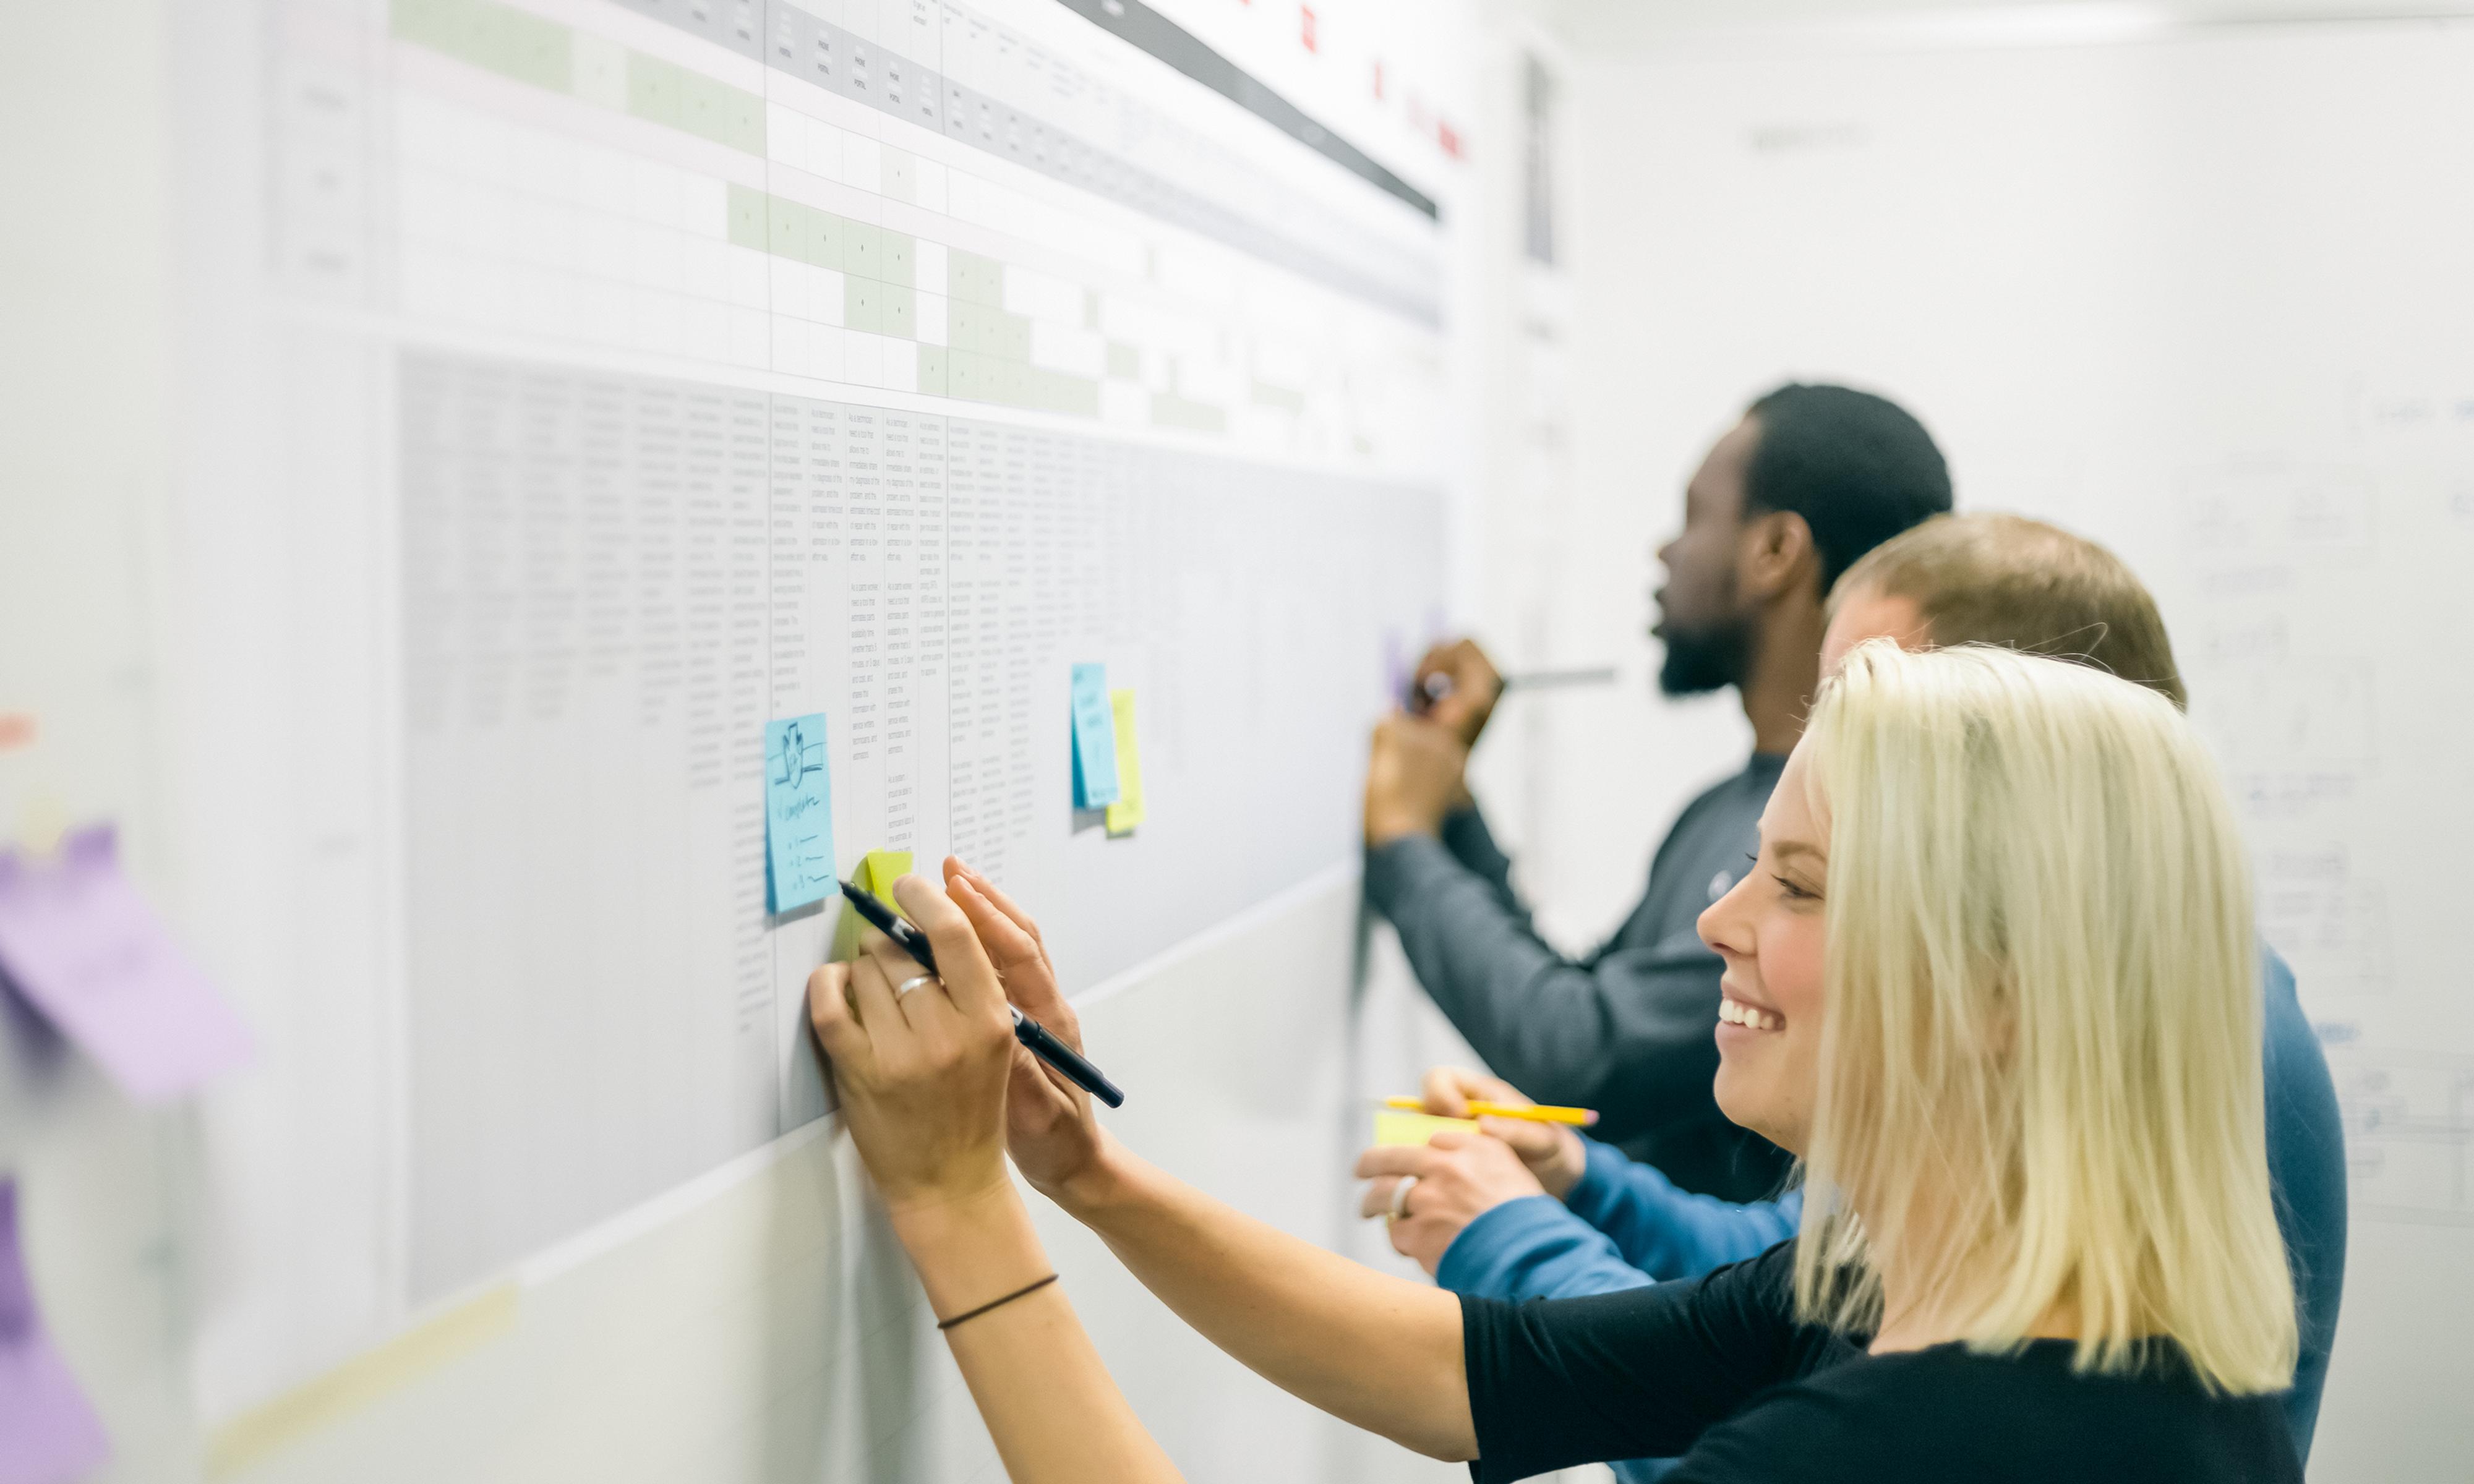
[837, 879, 1126, 1108]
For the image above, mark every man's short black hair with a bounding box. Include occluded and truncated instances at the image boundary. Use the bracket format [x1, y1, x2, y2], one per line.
[1742, 383, 1954, 589]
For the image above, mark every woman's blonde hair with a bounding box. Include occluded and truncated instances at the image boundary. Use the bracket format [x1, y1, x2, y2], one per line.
[1794, 639, 2295, 1394]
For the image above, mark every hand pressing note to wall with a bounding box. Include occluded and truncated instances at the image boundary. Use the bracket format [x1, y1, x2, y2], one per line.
[802, 861, 1183, 1484]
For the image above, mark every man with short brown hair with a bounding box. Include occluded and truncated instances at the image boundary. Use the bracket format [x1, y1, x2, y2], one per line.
[1831, 510, 2186, 706]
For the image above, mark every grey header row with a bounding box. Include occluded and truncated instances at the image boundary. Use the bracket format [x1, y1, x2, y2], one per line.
[608, 0, 1444, 328]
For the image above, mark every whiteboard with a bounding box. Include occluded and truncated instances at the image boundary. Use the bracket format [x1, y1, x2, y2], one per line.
[0, 0, 1478, 1454]
[1554, 17, 2474, 1482]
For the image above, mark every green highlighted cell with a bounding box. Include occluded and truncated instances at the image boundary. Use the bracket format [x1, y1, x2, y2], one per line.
[626, 53, 682, 126]
[1250, 380, 1306, 414]
[948, 249, 1005, 307]
[716, 182, 1109, 418]
[879, 284, 917, 339]
[393, 0, 569, 88]
[842, 222, 881, 279]
[1152, 393, 1227, 433]
[726, 184, 768, 250]
[880, 231, 915, 289]
[1106, 342, 1141, 378]
[852, 280, 888, 334]
[392, 0, 763, 156]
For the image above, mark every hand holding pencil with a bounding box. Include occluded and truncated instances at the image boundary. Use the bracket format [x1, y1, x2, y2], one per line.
[1408, 1066, 1591, 1200]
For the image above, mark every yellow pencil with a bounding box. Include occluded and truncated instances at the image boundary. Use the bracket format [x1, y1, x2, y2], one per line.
[1381, 1096, 1598, 1127]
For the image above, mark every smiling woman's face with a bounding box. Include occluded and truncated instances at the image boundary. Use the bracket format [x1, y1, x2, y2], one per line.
[1699, 744, 1831, 1154]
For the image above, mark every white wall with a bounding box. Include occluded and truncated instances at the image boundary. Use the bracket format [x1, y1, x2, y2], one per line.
[1518, 15, 2474, 1482]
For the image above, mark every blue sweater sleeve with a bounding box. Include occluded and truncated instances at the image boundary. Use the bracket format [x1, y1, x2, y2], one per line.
[2256, 946, 2346, 1463]
[1434, 1196, 1658, 1303]
[1434, 1142, 1804, 1304]
[1563, 1138, 1803, 1280]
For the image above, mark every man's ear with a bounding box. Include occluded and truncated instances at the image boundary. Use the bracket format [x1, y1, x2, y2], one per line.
[1738, 508, 1818, 602]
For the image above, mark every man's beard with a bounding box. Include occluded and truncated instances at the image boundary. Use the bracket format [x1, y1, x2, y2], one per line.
[1658, 615, 1751, 696]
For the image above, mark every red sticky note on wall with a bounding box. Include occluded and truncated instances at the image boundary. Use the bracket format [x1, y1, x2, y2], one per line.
[0, 825, 250, 1102]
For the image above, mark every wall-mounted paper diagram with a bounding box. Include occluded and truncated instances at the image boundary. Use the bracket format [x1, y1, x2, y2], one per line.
[764, 715, 835, 915]
[0, 825, 251, 1102]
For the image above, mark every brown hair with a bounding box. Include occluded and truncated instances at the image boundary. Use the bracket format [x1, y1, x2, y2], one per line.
[1831, 513, 2188, 709]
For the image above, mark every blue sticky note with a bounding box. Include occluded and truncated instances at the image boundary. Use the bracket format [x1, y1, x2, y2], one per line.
[1069, 663, 1121, 808]
[765, 714, 835, 913]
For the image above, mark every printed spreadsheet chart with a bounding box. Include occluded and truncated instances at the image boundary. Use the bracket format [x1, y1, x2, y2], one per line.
[384, 0, 1443, 461]
[364, 0, 1454, 1298]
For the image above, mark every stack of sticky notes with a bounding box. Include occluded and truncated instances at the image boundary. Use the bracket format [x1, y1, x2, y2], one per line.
[1069, 665, 1147, 837]
[1372, 1109, 1479, 1147]
[833, 849, 912, 960]
[1069, 663, 1120, 811]
[763, 713, 835, 914]
[1104, 689, 1144, 837]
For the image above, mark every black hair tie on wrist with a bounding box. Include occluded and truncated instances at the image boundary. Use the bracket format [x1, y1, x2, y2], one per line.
[936, 1273, 1059, 1331]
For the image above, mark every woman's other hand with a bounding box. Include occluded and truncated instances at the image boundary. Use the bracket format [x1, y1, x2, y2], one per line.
[1356, 1130, 1550, 1276]
[1419, 1065, 1588, 1199]
[943, 856, 1113, 1205]
[807, 874, 1018, 1219]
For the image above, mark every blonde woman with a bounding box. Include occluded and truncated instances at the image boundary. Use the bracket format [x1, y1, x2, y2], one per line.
[810, 641, 2300, 1483]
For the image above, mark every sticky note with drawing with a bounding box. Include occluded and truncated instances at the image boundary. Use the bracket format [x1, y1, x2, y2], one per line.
[1069, 663, 1121, 808]
[1104, 689, 1144, 835]
[764, 714, 834, 914]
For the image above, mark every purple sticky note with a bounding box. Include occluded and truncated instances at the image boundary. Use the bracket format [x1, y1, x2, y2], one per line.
[0, 1178, 111, 1484]
[0, 825, 250, 1102]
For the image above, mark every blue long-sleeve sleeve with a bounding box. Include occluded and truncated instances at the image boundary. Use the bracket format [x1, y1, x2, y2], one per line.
[1434, 1140, 1799, 1305]
[1433, 1195, 1658, 1303]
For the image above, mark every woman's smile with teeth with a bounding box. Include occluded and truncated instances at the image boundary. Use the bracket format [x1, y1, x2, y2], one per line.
[1719, 995, 1784, 1032]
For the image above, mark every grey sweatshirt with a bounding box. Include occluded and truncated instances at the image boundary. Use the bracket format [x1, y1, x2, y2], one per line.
[1362, 755, 1793, 1202]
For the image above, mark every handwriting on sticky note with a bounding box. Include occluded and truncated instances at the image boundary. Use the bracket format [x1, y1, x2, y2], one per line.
[765, 714, 835, 914]
[0, 1177, 113, 1484]
[1069, 663, 1121, 809]
[1372, 1110, 1478, 1148]
[0, 825, 252, 1103]
[1105, 689, 1145, 836]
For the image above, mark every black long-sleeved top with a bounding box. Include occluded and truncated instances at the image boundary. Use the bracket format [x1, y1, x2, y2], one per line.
[1363, 756, 1791, 1201]
[1460, 1242, 2300, 1484]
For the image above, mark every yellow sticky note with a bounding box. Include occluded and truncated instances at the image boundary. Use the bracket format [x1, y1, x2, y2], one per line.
[1372, 1110, 1478, 1147]
[1104, 689, 1144, 836]
[834, 848, 915, 960]
[860, 849, 912, 905]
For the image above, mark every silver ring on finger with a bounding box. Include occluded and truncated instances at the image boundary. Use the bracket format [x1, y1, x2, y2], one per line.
[1387, 1174, 1419, 1223]
[895, 973, 939, 1000]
